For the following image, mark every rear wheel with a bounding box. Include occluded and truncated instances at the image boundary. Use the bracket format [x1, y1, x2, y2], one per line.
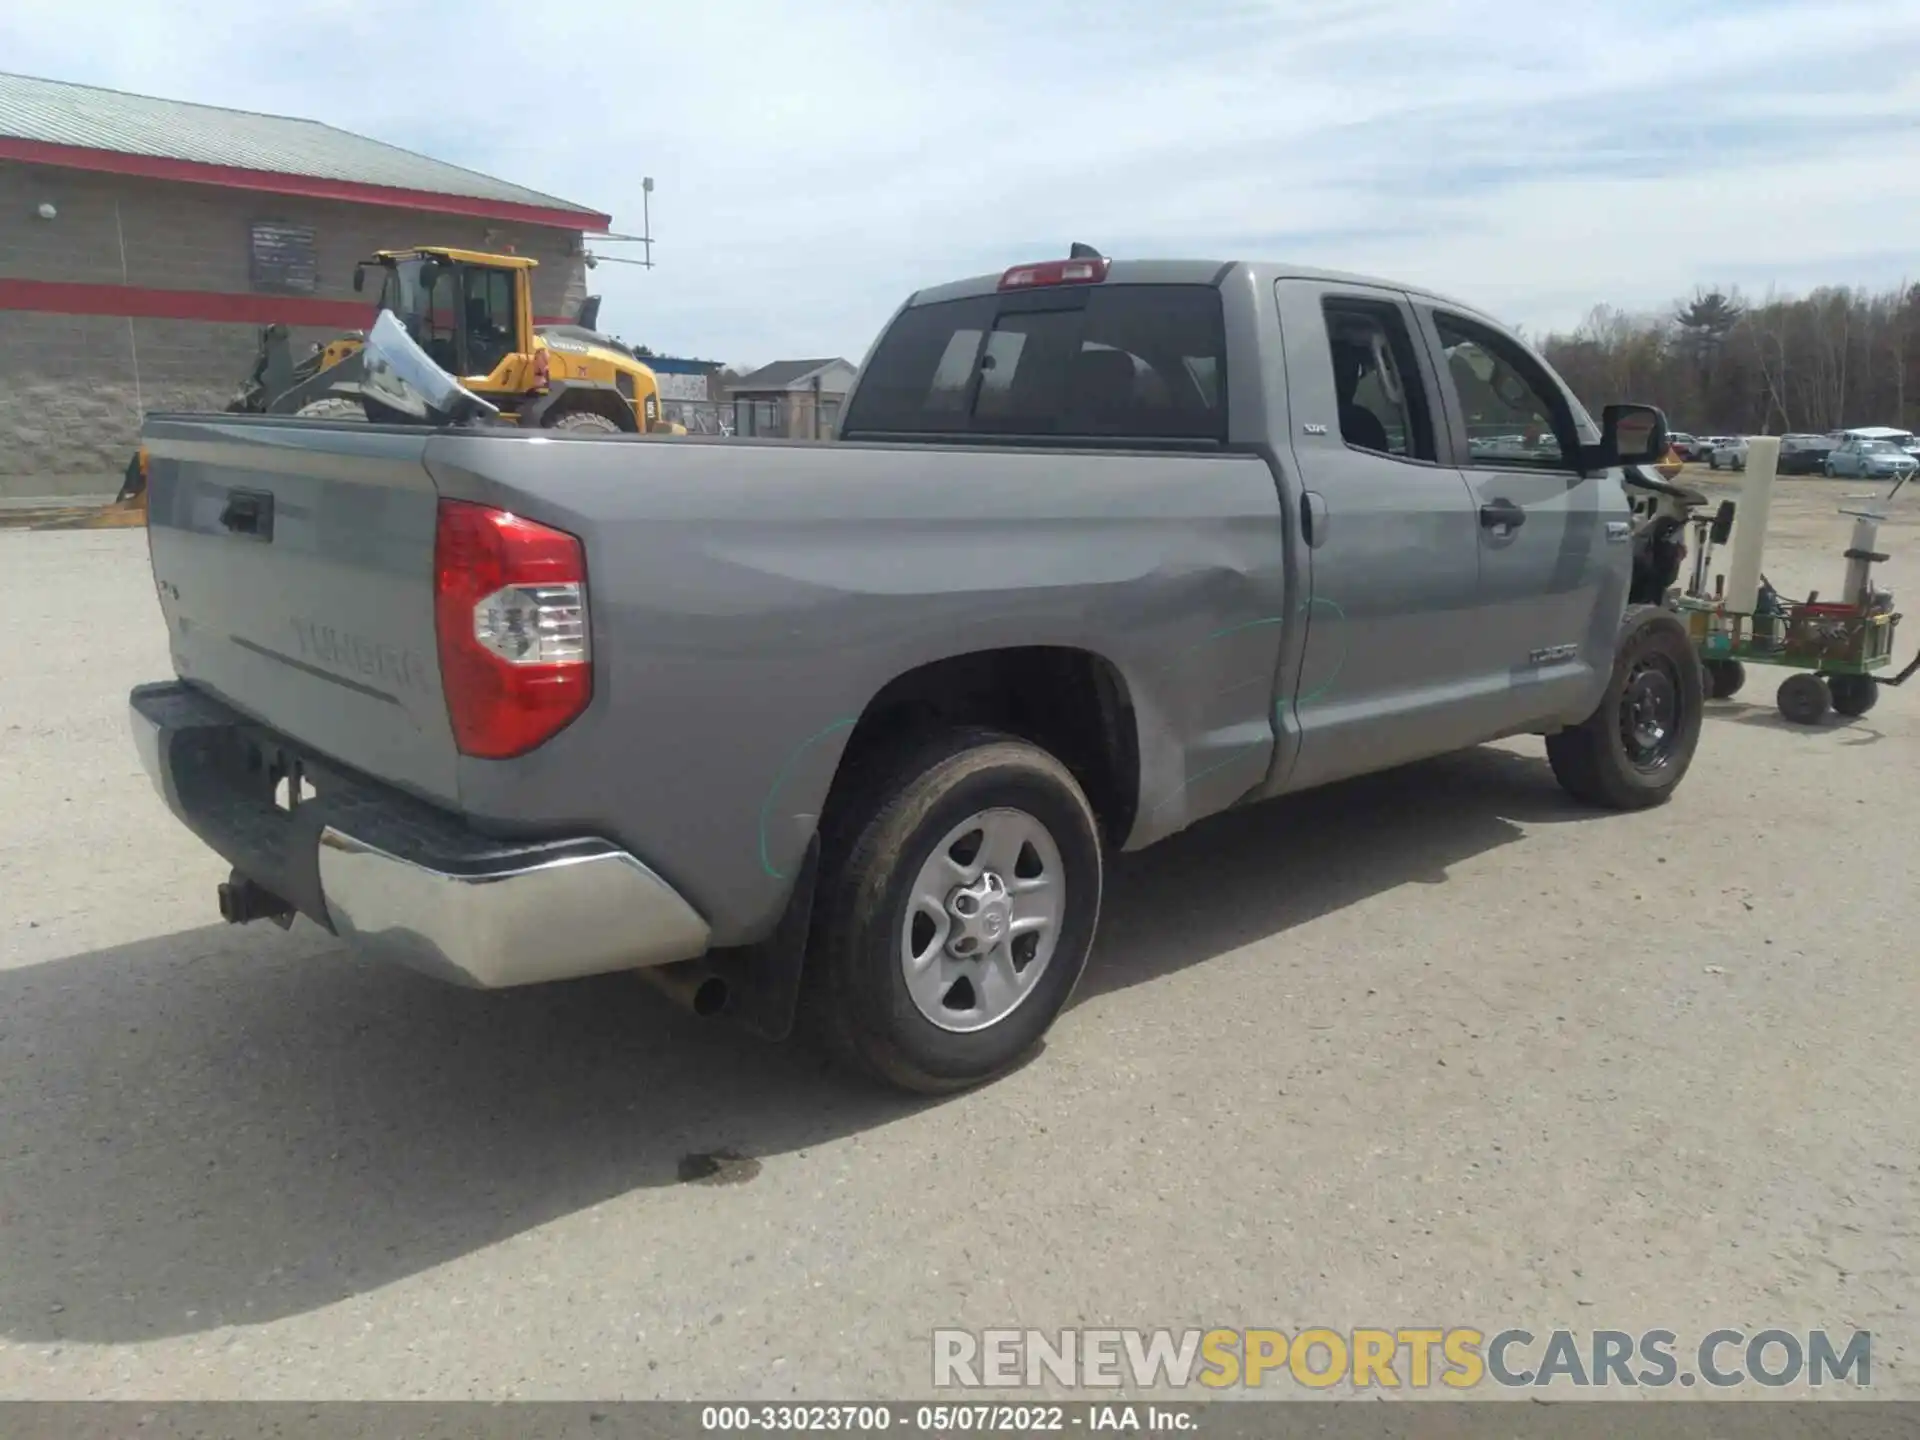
[805, 729, 1103, 1094]
[1546, 605, 1704, 811]
[294, 396, 364, 421]
[1703, 658, 1746, 700]
[1776, 673, 1831, 725]
[547, 410, 623, 434]
[1827, 673, 1878, 717]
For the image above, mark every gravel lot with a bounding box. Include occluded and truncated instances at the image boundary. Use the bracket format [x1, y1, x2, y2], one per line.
[1, 479, 1915, 1401]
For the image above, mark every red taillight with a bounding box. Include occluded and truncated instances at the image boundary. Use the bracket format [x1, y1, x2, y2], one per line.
[998, 257, 1112, 291]
[531, 348, 550, 388]
[433, 499, 591, 759]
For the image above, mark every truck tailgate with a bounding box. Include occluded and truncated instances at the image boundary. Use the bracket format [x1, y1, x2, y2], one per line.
[144, 415, 461, 806]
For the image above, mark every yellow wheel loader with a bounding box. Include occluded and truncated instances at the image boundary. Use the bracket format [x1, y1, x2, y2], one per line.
[117, 246, 678, 508]
[236, 246, 679, 433]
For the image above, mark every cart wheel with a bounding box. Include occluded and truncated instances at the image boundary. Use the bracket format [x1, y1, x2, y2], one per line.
[1827, 674, 1879, 717]
[1776, 673, 1831, 726]
[1703, 659, 1746, 700]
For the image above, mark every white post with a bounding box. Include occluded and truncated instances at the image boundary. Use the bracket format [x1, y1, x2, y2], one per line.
[1841, 513, 1881, 608]
[1721, 436, 1782, 614]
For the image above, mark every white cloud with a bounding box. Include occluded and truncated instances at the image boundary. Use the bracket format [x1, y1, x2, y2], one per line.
[7, 0, 1920, 362]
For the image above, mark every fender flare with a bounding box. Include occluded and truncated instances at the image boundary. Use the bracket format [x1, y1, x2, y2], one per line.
[518, 380, 639, 432]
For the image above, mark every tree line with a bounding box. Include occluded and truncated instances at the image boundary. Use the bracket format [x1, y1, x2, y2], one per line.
[1534, 281, 1920, 437]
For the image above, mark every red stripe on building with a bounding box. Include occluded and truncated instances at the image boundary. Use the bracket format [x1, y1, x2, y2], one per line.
[0, 278, 566, 326]
[0, 136, 612, 232]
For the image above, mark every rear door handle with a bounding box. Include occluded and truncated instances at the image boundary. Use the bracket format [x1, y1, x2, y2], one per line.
[1479, 498, 1525, 535]
[219, 489, 274, 541]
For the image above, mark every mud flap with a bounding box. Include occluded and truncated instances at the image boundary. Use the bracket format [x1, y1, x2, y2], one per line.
[703, 835, 821, 1042]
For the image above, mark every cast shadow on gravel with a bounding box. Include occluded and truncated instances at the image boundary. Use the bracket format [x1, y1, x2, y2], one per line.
[0, 743, 1599, 1346]
[1704, 697, 1888, 744]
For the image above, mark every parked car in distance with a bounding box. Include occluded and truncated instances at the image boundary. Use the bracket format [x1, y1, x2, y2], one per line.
[1825, 436, 1920, 480]
[1709, 436, 1749, 471]
[1832, 426, 1920, 459]
[1665, 431, 1702, 460]
[127, 255, 1701, 1094]
[1778, 433, 1837, 475]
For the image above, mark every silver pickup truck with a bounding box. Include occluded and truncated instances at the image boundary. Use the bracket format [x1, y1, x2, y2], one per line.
[130, 252, 1701, 1093]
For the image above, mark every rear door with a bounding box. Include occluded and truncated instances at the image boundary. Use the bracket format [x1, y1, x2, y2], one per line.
[1272, 279, 1492, 793]
[1414, 303, 1629, 725]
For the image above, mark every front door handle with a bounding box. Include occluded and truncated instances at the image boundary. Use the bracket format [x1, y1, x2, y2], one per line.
[1479, 498, 1525, 536]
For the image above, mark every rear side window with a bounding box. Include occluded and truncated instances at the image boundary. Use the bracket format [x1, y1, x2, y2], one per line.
[843, 285, 1227, 443]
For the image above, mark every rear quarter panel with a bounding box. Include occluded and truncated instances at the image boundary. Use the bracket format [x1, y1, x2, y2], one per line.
[423, 431, 1289, 945]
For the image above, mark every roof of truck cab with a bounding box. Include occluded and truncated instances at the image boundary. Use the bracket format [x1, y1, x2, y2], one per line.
[906, 259, 1496, 319]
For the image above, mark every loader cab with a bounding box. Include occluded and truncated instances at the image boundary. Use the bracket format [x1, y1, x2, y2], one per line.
[357, 249, 538, 396]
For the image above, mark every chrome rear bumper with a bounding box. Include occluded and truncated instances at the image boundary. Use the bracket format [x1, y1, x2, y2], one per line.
[130, 683, 710, 988]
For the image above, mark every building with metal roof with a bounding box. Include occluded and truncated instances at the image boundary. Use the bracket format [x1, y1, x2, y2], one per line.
[0, 72, 615, 499]
[0, 71, 609, 229]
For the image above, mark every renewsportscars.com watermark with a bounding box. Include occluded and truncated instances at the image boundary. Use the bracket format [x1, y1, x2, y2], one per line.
[933, 1328, 1872, 1392]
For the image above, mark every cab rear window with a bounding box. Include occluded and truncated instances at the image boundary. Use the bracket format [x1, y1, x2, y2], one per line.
[842, 285, 1228, 444]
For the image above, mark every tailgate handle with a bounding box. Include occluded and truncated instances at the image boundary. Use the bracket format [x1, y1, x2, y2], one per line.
[220, 489, 275, 541]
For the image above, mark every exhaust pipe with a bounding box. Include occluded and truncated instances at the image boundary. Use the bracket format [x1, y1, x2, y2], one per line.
[217, 872, 296, 929]
[637, 959, 731, 1018]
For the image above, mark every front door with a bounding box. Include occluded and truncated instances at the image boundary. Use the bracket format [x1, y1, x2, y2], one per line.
[1271, 279, 1492, 794]
[1415, 305, 1629, 727]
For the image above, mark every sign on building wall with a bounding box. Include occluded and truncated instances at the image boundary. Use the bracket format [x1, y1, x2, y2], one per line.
[653, 372, 712, 403]
[249, 222, 320, 294]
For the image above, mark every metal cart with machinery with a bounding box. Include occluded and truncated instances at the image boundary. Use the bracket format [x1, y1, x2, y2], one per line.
[1672, 436, 1918, 724]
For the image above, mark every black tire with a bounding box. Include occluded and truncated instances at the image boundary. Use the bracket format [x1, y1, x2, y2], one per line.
[1827, 673, 1878, 717]
[1546, 605, 1705, 811]
[294, 396, 364, 421]
[547, 410, 623, 434]
[1703, 658, 1746, 700]
[805, 728, 1103, 1094]
[1776, 673, 1831, 725]
[1709, 455, 1720, 471]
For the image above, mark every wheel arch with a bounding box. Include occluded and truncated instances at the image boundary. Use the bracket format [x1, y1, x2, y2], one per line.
[523, 380, 639, 432]
[819, 645, 1143, 854]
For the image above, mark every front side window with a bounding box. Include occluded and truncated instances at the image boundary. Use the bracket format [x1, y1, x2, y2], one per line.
[379, 258, 462, 375]
[1435, 312, 1574, 471]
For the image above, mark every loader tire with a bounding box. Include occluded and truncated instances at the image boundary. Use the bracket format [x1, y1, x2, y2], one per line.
[547, 410, 623, 434]
[294, 397, 365, 421]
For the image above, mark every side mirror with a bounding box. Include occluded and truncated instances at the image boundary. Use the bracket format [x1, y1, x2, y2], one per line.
[1595, 402, 1669, 469]
[352, 265, 365, 293]
[1711, 499, 1736, 546]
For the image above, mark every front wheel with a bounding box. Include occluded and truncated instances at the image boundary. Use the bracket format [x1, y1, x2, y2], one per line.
[294, 396, 364, 421]
[547, 410, 624, 434]
[805, 729, 1103, 1094]
[1546, 605, 1704, 810]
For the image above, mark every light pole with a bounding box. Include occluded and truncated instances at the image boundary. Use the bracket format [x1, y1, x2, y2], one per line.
[641, 177, 654, 270]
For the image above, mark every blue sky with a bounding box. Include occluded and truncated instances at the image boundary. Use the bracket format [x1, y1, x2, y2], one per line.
[7, 0, 1920, 367]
